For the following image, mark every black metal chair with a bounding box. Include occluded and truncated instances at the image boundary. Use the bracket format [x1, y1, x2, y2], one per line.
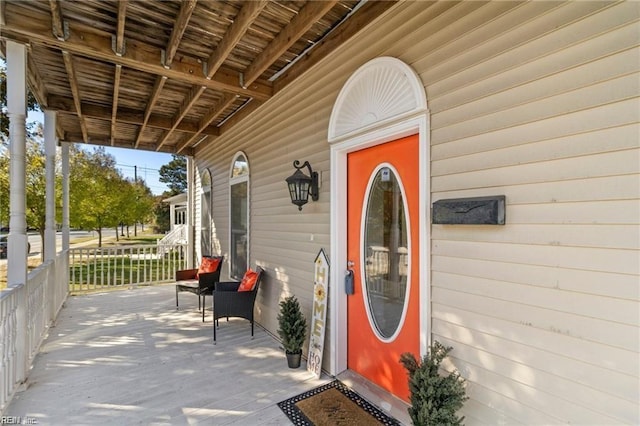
[212, 267, 265, 343]
[175, 255, 224, 322]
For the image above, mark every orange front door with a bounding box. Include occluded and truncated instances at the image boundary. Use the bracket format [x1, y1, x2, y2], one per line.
[346, 134, 420, 401]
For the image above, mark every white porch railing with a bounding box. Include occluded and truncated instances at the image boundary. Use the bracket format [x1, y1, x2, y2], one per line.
[68, 243, 187, 293]
[0, 250, 69, 414]
[1, 243, 187, 414]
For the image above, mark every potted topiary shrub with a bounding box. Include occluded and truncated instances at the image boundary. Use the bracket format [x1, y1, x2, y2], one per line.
[400, 341, 468, 426]
[277, 295, 307, 368]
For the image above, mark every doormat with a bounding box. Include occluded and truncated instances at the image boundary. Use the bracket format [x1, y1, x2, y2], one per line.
[277, 380, 401, 426]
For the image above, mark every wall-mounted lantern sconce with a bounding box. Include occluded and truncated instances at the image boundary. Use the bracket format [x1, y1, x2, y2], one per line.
[286, 160, 319, 211]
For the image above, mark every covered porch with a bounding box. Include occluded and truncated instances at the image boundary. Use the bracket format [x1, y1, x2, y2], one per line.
[4, 283, 329, 425]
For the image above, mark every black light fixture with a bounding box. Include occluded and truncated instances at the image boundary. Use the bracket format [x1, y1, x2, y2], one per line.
[286, 160, 319, 211]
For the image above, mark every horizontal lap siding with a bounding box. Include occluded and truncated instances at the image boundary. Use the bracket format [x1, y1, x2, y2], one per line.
[195, 54, 341, 356]
[414, 1, 639, 424]
[193, 0, 638, 423]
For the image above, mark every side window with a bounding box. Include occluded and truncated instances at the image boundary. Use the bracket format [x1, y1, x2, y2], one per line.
[229, 152, 249, 279]
[201, 169, 212, 255]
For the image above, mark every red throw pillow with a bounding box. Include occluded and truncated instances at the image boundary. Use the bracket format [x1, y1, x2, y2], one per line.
[197, 256, 221, 278]
[238, 269, 259, 292]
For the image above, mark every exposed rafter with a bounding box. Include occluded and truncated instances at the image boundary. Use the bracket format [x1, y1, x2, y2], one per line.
[176, 93, 237, 153]
[164, 0, 197, 67]
[134, 75, 167, 148]
[206, 0, 268, 79]
[61, 52, 88, 143]
[0, 0, 391, 154]
[48, 0, 67, 41]
[114, 0, 128, 56]
[0, 11, 273, 101]
[156, 85, 207, 151]
[110, 64, 122, 146]
[243, 0, 338, 86]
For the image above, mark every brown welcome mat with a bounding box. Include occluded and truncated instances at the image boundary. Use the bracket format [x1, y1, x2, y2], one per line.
[277, 380, 401, 426]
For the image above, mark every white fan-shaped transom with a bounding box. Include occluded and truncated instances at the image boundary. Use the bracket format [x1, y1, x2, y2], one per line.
[328, 57, 426, 142]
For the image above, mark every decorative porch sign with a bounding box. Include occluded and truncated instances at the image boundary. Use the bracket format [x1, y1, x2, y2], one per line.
[307, 248, 329, 378]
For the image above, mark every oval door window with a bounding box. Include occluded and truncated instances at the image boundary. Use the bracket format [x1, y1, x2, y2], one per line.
[362, 165, 410, 340]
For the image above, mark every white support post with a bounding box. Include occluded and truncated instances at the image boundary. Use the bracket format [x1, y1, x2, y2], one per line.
[6, 40, 28, 287]
[6, 39, 29, 386]
[61, 142, 70, 251]
[186, 156, 194, 268]
[44, 110, 57, 261]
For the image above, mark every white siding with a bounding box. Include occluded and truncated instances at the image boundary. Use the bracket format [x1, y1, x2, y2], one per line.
[194, 1, 639, 424]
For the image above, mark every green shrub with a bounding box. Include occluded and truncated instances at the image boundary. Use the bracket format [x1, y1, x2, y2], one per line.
[400, 341, 468, 426]
[277, 295, 307, 354]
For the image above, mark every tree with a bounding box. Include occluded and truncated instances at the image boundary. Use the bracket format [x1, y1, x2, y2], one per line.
[69, 146, 125, 246]
[0, 63, 40, 140]
[0, 123, 58, 260]
[159, 154, 186, 195]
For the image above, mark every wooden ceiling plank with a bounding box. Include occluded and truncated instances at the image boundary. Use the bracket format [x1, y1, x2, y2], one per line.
[273, 1, 396, 93]
[62, 51, 88, 143]
[176, 93, 235, 153]
[48, 94, 219, 137]
[1, 14, 273, 100]
[135, 75, 166, 148]
[165, 0, 197, 67]
[26, 52, 49, 108]
[48, 0, 66, 41]
[156, 85, 207, 151]
[217, 98, 263, 137]
[111, 64, 122, 146]
[115, 0, 128, 56]
[243, 0, 339, 86]
[206, 0, 268, 78]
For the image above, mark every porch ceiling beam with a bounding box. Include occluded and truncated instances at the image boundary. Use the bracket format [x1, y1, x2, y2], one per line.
[47, 94, 220, 136]
[111, 64, 122, 146]
[62, 132, 190, 154]
[134, 75, 167, 148]
[114, 0, 128, 56]
[0, 11, 273, 101]
[164, 0, 197, 67]
[273, 0, 397, 93]
[62, 51, 88, 143]
[170, 0, 267, 154]
[156, 85, 207, 151]
[243, 0, 339, 87]
[176, 93, 237, 154]
[206, 0, 268, 79]
[48, 0, 66, 41]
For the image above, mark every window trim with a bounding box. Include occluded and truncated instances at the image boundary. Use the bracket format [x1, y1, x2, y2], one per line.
[228, 151, 250, 280]
[201, 168, 213, 256]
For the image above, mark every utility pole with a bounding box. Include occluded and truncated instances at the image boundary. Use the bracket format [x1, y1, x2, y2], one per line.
[134, 165, 138, 236]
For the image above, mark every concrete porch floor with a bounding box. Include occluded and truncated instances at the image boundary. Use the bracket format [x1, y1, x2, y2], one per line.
[5, 284, 331, 425]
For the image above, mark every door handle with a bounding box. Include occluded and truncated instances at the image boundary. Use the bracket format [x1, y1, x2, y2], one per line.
[344, 269, 354, 295]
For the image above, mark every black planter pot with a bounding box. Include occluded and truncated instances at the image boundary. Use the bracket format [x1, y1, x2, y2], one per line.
[286, 351, 302, 368]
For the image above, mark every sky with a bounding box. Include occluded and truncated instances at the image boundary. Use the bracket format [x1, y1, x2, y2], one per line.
[27, 111, 173, 195]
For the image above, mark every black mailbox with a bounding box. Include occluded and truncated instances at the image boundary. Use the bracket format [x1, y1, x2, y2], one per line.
[432, 195, 506, 225]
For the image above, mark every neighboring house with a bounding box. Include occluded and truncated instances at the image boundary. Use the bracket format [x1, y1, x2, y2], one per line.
[162, 193, 187, 232]
[191, 3, 638, 425]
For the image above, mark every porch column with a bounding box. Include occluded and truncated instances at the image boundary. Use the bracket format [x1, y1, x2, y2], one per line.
[6, 40, 28, 287]
[6, 39, 29, 386]
[61, 142, 70, 251]
[186, 156, 194, 268]
[44, 110, 57, 261]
